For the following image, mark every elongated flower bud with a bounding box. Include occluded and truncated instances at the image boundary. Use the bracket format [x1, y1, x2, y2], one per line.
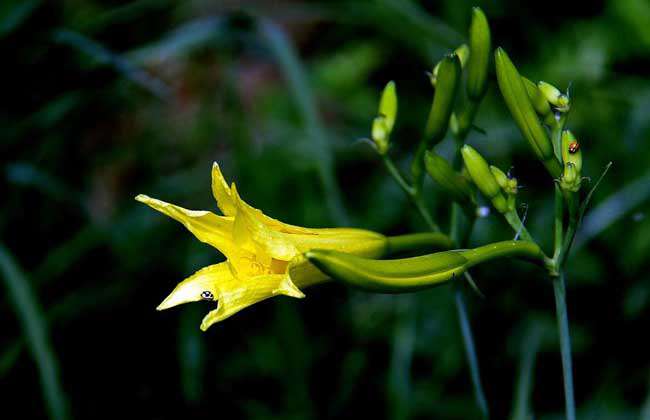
[424, 151, 475, 205]
[371, 81, 398, 155]
[305, 240, 545, 293]
[461, 145, 508, 213]
[561, 130, 582, 173]
[467, 7, 491, 100]
[495, 48, 561, 178]
[426, 54, 461, 144]
[538, 81, 570, 112]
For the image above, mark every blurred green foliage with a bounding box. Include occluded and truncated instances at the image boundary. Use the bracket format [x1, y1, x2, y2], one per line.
[2, 0, 650, 419]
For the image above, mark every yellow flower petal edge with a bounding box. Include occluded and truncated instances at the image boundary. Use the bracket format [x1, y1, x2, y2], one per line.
[136, 162, 390, 330]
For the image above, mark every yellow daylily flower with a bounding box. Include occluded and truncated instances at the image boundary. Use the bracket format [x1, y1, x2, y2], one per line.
[136, 163, 388, 331]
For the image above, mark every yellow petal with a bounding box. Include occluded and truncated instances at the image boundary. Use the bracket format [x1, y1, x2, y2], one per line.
[157, 263, 230, 310]
[211, 162, 237, 216]
[287, 254, 330, 289]
[230, 184, 299, 261]
[135, 194, 235, 258]
[284, 229, 387, 257]
[200, 273, 304, 331]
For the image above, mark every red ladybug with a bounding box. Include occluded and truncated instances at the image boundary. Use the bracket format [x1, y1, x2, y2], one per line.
[568, 141, 580, 154]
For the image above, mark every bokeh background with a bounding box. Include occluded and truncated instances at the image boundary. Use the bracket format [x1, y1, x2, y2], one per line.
[2, 0, 650, 419]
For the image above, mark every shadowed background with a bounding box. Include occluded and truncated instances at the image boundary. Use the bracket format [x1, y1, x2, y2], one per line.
[2, 0, 650, 419]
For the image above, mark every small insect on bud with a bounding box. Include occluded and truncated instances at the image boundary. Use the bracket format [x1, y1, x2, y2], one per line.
[201, 290, 214, 301]
[561, 130, 583, 173]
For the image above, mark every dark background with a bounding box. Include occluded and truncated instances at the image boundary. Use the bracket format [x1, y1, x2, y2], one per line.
[2, 0, 650, 419]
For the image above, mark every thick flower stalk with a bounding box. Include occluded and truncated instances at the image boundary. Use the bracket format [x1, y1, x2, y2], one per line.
[136, 163, 389, 330]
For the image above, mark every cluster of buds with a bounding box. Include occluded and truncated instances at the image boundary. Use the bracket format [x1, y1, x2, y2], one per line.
[460, 145, 517, 214]
[493, 47, 586, 198]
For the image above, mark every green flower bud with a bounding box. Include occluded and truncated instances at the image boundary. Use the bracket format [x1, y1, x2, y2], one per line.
[379, 81, 397, 132]
[560, 162, 581, 192]
[424, 151, 475, 205]
[495, 48, 561, 178]
[461, 145, 508, 213]
[371, 81, 398, 155]
[521, 77, 552, 117]
[561, 130, 582, 173]
[305, 240, 545, 293]
[431, 45, 469, 86]
[490, 165, 517, 195]
[371, 117, 389, 154]
[538, 81, 570, 112]
[467, 7, 491, 100]
[425, 54, 461, 145]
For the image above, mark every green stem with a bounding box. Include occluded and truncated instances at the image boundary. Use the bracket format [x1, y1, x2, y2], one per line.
[454, 285, 489, 418]
[552, 273, 576, 420]
[386, 232, 453, 254]
[382, 155, 440, 232]
[450, 112, 489, 418]
[556, 191, 579, 269]
[553, 185, 564, 261]
[382, 155, 415, 196]
[413, 195, 440, 232]
[381, 150, 486, 417]
[503, 210, 535, 243]
[461, 240, 546, 267]
[510, 324, 543, 420]
[455, 98, 480, 140]
[410, 141, 428, 195]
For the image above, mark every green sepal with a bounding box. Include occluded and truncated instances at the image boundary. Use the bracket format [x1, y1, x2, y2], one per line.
[495, 48, 561, 178]
[467, 7, 491, 100]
